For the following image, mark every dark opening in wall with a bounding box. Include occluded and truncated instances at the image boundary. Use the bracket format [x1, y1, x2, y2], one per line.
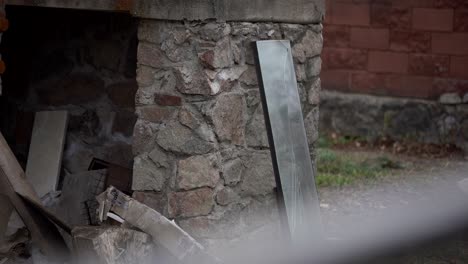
[0, 6, 138, 177]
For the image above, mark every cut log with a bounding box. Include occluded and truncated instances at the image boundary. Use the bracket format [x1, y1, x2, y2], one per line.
[72, 226, 155, 264]
[96, 187, 221, 264]
[0, 195, 13, 241]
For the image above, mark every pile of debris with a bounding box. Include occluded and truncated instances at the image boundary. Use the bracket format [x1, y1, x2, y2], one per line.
[0, 111, 219, 264]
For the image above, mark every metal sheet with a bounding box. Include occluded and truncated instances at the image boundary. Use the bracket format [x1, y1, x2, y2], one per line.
[254, 40, 322, 241]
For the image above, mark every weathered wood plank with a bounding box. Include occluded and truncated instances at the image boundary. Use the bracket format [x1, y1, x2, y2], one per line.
[0, 132, 69, 258]
[26, 111, 68, 198]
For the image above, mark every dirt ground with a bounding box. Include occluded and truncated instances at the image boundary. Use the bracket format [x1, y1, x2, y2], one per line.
[317, 149, 468, 263]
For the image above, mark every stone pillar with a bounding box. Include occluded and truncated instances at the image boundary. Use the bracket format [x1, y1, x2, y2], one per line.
[132, 19, 323, 244]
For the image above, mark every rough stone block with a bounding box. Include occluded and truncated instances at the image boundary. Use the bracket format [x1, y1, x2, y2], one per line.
[292, 30, 323, 63]
[136, 69, 178, 106]
[132, 155, 167, 191]
[132, 119, 159, 156]
[137, 43, 167, 68]
[308, 78, 322, 106]
[222, 158, 244, 186]
[239, 66, 259, 86]
[178, 203, 245, 239]
[174, 64, 213, 95]
[178, 105, 217, 143]
[439, 93, 462, 104]
[208, 93, 247, 145]
[135, 105, 177, 124]
[156, 121, 217, 155]
[239, 152, 276, 196]
[281, 23, 309, 42]
[304, 107, 320, 145]
[245, 105, 269, 148]
[177, 154, 220, 190]
[199, 37, 234, 69]
[154, 94, 182, 106]
[306, 56, 322, 78]
[206, 66, 247, 94]
[198, 23, 231, 42]
[132, 191, 166, 213]
[216, 187, 240, 206]
[168, 188, 215, 218]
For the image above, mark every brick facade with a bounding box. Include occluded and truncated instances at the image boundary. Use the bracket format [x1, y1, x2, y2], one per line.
[323, 0, 468, 100]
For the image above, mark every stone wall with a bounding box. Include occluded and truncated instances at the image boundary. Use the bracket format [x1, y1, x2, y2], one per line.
[319, 0, 468, 152]
[0, 7, 138, 171]
[132, 20, 322, 245]
[320, 91, 468, 151]
[322, 0, 468, 101]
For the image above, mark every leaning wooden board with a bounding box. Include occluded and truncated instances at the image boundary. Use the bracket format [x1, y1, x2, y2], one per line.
[26, 111, 68, 198]
[0, 132, 68, 258]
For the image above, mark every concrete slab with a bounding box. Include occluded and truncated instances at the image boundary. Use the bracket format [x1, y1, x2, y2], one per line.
[26, 111, 68, 198]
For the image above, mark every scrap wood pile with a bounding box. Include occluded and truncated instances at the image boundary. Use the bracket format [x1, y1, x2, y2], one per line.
[0, 111, 220, 264]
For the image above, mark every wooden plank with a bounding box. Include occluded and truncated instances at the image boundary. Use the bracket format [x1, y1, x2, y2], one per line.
[26, 111, 68, 198]
[0, 195, 13, 241]
[0, 132, 40, 202]
[0, 132, 69, 258]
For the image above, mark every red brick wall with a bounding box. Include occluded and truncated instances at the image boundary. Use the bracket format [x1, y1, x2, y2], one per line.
[322, 0, 468, 100]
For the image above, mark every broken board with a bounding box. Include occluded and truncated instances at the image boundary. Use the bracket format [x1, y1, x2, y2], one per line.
[0, 132, 69, 258]
[26, 111, 68, 198]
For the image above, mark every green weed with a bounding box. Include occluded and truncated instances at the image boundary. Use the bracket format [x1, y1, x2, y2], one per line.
[316, 148, 399, 187]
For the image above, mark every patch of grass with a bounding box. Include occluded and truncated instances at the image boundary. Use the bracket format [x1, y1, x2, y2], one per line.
[316, 148, 399, 187]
